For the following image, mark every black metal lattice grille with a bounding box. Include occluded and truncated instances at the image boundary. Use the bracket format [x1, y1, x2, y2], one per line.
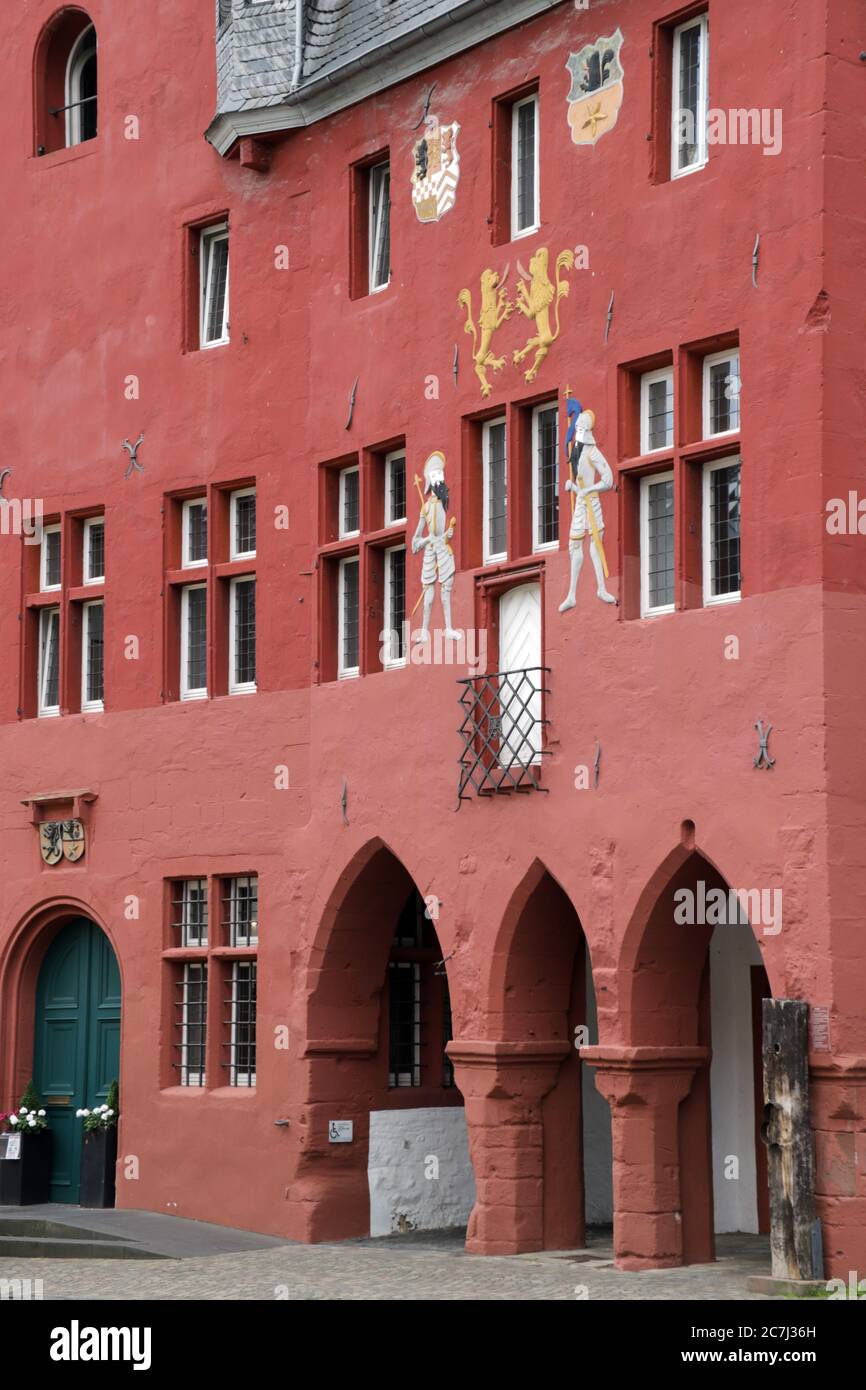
[457, 667, 551, 800]
[223, 961, 257, 1087]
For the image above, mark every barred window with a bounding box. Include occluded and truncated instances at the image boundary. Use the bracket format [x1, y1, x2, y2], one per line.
[704, 459, 741, 603]
[339, 467, 360, 538]
[388, 962, 421, 1087]
[231, 489, 256, 559]
[640, 472, 675, 616]
[224, 961, 257, 1087]
[182, 499, 208, 567]
[512, 93, 539, 237]
[38, 607, 61, 717]
[640, 369, 674, 453]
[83, 518, 105, 583]
[385, 451, 406, 526]
[483, 418, 507, 563]
[532, 404, 559, 550]
[172, 878, 209, 946]
[384, 545, 406, 667]
[181, 584, 207, 699]
[200, 225, 229, 348]
[338, 556, 360, 677]
[229, 577, 256, 693]
[387, 891, 453, 1091]
[81, 600, 104, 710]
[703, 350, 741, 437]
[223, 875, 258, 947]
[369, 161, 391, 293]
[41, 525, 61, 591]
[175, 963, 207, 1087]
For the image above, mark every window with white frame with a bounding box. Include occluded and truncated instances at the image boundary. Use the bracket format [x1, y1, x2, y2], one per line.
[640, 472, 675, 617]
[369, 161, 391, 293]
[223, 875, 258, 947]
[200, 224, 229, 348]
[703, 349, 740, 437]
[225, 960, 257, 1087]
[229, 577, 256, 694]
[511, 93, 540, 238]
[671, 13, 709, 178]
[230, 487, 256, 559]
[384, 450, 406, 526]
[383, 545, 406, 668]
[703, 457, 741, 604]
[81, 600, 104, 711]
[175, 962, 207, 1086]
[172, 878, 209, 947]
[83, 517, 104, 584]
[339, 466, 360, 538]
[483, 418, 508, 563]
[65, 24, 97, 148]
[180, 584, 207, 699]
[640, 369, 674, 454]
[532, 403, 559, 551]
[337, 556, 360, 679]
[38, 607, 61, 717]
[181, 499, 208, 568]
[40, 525, 61, 592]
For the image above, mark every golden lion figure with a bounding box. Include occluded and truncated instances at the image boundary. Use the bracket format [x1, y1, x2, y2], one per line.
[458, 266, 513, 398]
[513, 248, 575, 383]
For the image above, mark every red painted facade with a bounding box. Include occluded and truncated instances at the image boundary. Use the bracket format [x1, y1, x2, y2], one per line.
[1, 0, 865, 1278]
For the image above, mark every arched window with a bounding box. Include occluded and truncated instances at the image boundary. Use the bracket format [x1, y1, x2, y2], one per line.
[34, 11, 98, 157]
[65, 24, 97, 147]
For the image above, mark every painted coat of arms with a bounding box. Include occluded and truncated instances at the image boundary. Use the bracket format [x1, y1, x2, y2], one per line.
[39, 819, 85, 865]
[566, 29, 625, 146]
[411, 115, 461, 223]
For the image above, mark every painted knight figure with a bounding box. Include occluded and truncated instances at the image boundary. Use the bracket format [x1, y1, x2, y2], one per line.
[559, 392, 617, 611]
[411, 451, 460, 641]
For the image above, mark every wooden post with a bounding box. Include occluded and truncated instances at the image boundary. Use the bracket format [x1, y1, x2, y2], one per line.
[761, 999, 821, 1279]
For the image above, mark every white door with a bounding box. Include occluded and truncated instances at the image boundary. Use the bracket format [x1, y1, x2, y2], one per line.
[497, 582, 542, 764]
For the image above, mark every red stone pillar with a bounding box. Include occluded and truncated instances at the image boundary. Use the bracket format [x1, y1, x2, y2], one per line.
[448, 1039, 570, 1256]
[582, 1045, 709, 1270]
[810, 1056, 866, 1281]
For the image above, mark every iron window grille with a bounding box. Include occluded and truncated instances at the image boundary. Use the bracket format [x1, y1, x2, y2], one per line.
[388, 962, 421, 1086]
[172, 879, 209, 947]
[223, 961, 257, 1086]
[223, 875, 258, 947]
[174, 962, 208, 1086]
[457, 667, 551, 800]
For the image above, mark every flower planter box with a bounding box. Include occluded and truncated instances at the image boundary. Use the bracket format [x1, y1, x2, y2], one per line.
[79, 1127, 117, 1208]
[0, 1130, 52, 1206]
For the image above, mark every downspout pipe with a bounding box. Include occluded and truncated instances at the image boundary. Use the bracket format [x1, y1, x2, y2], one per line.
[291, 0, 305, 91]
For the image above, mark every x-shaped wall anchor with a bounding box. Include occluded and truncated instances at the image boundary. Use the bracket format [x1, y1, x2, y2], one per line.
[122, 434, 144, 478]
[0, 468, 11, 494]
[413, 82, 438, 131]
[345, 377, 358, 431]
[754, 719, 775, 770]
[594, 739, 602, 788]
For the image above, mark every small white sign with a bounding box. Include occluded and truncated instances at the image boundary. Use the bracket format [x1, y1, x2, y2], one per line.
[1, 1133, 22, 1160]
[328, 1120, 353, 1144]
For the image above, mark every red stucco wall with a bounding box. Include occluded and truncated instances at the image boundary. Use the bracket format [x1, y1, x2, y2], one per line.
[1, 0, 864, 1276]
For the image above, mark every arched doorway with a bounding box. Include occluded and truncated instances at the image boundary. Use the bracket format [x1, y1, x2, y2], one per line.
[33, 918, 120, 1204]
[292, 840, 468, 1243]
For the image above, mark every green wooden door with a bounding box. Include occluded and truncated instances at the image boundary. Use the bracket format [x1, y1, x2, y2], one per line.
[33, 919, 121, 1204]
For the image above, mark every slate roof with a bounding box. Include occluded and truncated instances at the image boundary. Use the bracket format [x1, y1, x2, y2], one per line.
[211, 0, 558, 136]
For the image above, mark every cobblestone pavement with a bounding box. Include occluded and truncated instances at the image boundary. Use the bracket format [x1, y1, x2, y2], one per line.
[1, 1228, 777, 1300]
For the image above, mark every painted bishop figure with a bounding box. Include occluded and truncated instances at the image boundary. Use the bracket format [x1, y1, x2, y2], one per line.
[411, 451, 460, 641]
[559, 392, 617, 611]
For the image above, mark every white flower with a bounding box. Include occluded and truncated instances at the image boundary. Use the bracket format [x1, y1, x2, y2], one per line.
[19, 1106, 28, 1115]
[9, 1114, 17, 1125]
[38, 1109, 46, 1117]
[28, 1115, 36, 1127]
[82, 1108, 91, 1117]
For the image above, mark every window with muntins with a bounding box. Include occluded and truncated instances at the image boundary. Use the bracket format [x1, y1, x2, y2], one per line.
[512, 93, 540, 238]
[703, 458, 741, 604]
[641, 473, 675, 616]
[483, 418, 508, 563]
[671, 14, 709, 178]
[532, 404, 559, 551]
[369, 162, 391, 292]
[200, 225, 229, 348]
